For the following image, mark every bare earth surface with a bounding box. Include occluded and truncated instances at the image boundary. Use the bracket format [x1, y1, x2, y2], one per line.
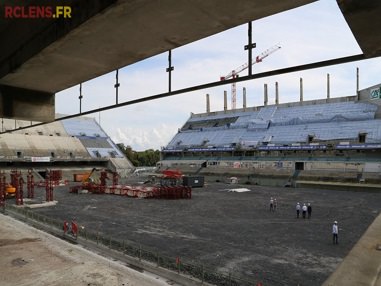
[8, 179, 381, 285]
[0, 213, 178, 286]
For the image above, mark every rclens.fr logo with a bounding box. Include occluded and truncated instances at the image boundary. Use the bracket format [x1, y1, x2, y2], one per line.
[4, 5, 72, 19]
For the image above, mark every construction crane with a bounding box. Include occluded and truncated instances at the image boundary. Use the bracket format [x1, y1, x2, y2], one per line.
[220, 44, 281, 110]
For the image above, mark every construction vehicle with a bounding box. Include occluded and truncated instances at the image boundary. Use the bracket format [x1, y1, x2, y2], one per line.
[70, 168, 117, 194]
[220, 44, 281, 109]
[160, 169, 183, 186]
[5, 185, 16, 198]
[82, 168, 99, 183]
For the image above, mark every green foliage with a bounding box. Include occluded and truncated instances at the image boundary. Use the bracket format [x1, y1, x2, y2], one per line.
[117, 143, 160, 167]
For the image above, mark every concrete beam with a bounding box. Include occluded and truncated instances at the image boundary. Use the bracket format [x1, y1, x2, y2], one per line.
[0, 0, 316, 93]
[338, 0, 381, 58]
[0, 85, 54, 121]
[0, 0, 117, 80]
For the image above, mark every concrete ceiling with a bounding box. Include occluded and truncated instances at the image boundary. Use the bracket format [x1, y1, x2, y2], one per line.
[0, 0, 316, 94]
[338, 0, 381, 58]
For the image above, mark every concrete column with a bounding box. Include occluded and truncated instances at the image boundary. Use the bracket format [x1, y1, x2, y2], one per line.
[300, 78, 303, 102]
[224, 90, 227, 111]
[206, 94, 210, 113]
[275, 82, 279, 105]
[327, 73, 330, 100]
[0, 85, 54, 121]
[264, 84, 268, 106]
[243, 87, 247, 110]
[356, 67, 360, 100]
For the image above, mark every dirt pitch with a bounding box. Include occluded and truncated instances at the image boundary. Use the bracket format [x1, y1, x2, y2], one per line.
[25, 180, 381, 286]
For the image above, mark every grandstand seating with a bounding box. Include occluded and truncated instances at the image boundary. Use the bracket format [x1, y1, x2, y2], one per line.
[166, 100, 381, 149]
[61, 117, 124, 159]
[0, 116, 132, 173]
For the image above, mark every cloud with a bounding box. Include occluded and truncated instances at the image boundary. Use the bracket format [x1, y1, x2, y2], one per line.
[111, 123, 178, 151]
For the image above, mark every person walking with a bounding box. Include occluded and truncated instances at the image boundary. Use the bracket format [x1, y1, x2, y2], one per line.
[269, 197, 274, 212]
[302, 203, 307, 219]
[332, 221, 339, 244]
[273, 198, 277, 212]
[307, 203, 312, 219]
[296, 202, 301, 218]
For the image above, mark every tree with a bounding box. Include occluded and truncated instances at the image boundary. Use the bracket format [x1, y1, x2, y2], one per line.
[117, 144, 160, 167]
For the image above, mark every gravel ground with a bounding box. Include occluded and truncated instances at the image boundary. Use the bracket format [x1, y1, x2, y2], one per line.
[0, 213, 180, 286]
[25, 179, 381, 286]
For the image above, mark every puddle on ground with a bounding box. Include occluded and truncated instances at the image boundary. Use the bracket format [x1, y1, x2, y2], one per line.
[11, 257, 29, 267]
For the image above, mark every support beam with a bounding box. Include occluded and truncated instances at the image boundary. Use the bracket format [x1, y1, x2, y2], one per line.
[327, 73, 330, 100]
[0, 85, 54, 121]
[243, 87, 247, 110]
[224, 90, 227, 111]
[206, 94, 210, 113]
[166, 50, 174, 93]
[300, 78, 303, 102]
[357, 67, 360, 100]
[0, 54, 367, 134]
[264, 84, 268, 106]
[275, 82, 279, 105]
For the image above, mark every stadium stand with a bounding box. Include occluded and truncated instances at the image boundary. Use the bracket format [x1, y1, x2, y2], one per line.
[0, 115, 133, 176]
[160, 84, 381, 185]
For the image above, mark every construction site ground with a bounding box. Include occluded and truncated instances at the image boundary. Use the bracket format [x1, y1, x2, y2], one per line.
[0, 212, 180, 286]
[6, 177, 381, 286]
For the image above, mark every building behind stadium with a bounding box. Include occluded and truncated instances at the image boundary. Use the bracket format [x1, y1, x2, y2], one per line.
[160, 83, 381, 186]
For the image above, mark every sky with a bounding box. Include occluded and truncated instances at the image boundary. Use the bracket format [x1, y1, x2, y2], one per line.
[56, 0, 381, 151]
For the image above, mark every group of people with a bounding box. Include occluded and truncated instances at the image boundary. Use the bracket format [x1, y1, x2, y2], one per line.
[269, 198, 339, 245]
[295, 202, 312, 219]
[295, 202, 339, 245]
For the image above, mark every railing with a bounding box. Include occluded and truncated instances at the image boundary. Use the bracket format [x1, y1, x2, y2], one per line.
[3, 205, 263, 286]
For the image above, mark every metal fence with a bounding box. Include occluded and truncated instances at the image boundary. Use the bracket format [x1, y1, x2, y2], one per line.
[4, 204, 262, 286]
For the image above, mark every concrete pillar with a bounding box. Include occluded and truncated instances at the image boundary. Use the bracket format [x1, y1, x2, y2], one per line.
[206, 94, 210, 113]
[300, 78, 303, 102]
[356, 67, 360, 100]
[0, 85, 54, 122]
[224, 90, 227, 111]
[326, 73, 330, 100]
[264, 84, 268, 106]
[243, 87, 247, 110]
[275, 82, 279, 105]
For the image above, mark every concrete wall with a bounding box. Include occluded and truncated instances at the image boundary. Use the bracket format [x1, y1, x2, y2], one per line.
[159, 158, 377, 183]
[0, 133, 89, 159]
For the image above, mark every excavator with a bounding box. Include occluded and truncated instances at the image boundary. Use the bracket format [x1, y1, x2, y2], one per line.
[82, 168, 100, 185]
[70, 168, 116, 194]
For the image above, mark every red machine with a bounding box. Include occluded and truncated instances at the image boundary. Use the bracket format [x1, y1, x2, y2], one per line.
[69, 168, 192, 200]
[160, 169, 183, 186]
[27, 169, 35, 199]
[70, 169, 118, 194]
[0, 171, 6, 207]
[63, 219, 78, 239]
[45, 171, 54, 202]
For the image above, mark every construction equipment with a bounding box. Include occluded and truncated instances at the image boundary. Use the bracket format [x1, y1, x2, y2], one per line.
[63, 219, 78, 239]
[5, 185, 16, 198]
[70, 169, 117, 194]
[160, 169, 183, 186]
[82, 168, 99, 183]
[220, 44, 281, 109]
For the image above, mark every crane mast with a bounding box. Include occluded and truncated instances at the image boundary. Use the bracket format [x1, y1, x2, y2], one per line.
[220, 44, 281, 110]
